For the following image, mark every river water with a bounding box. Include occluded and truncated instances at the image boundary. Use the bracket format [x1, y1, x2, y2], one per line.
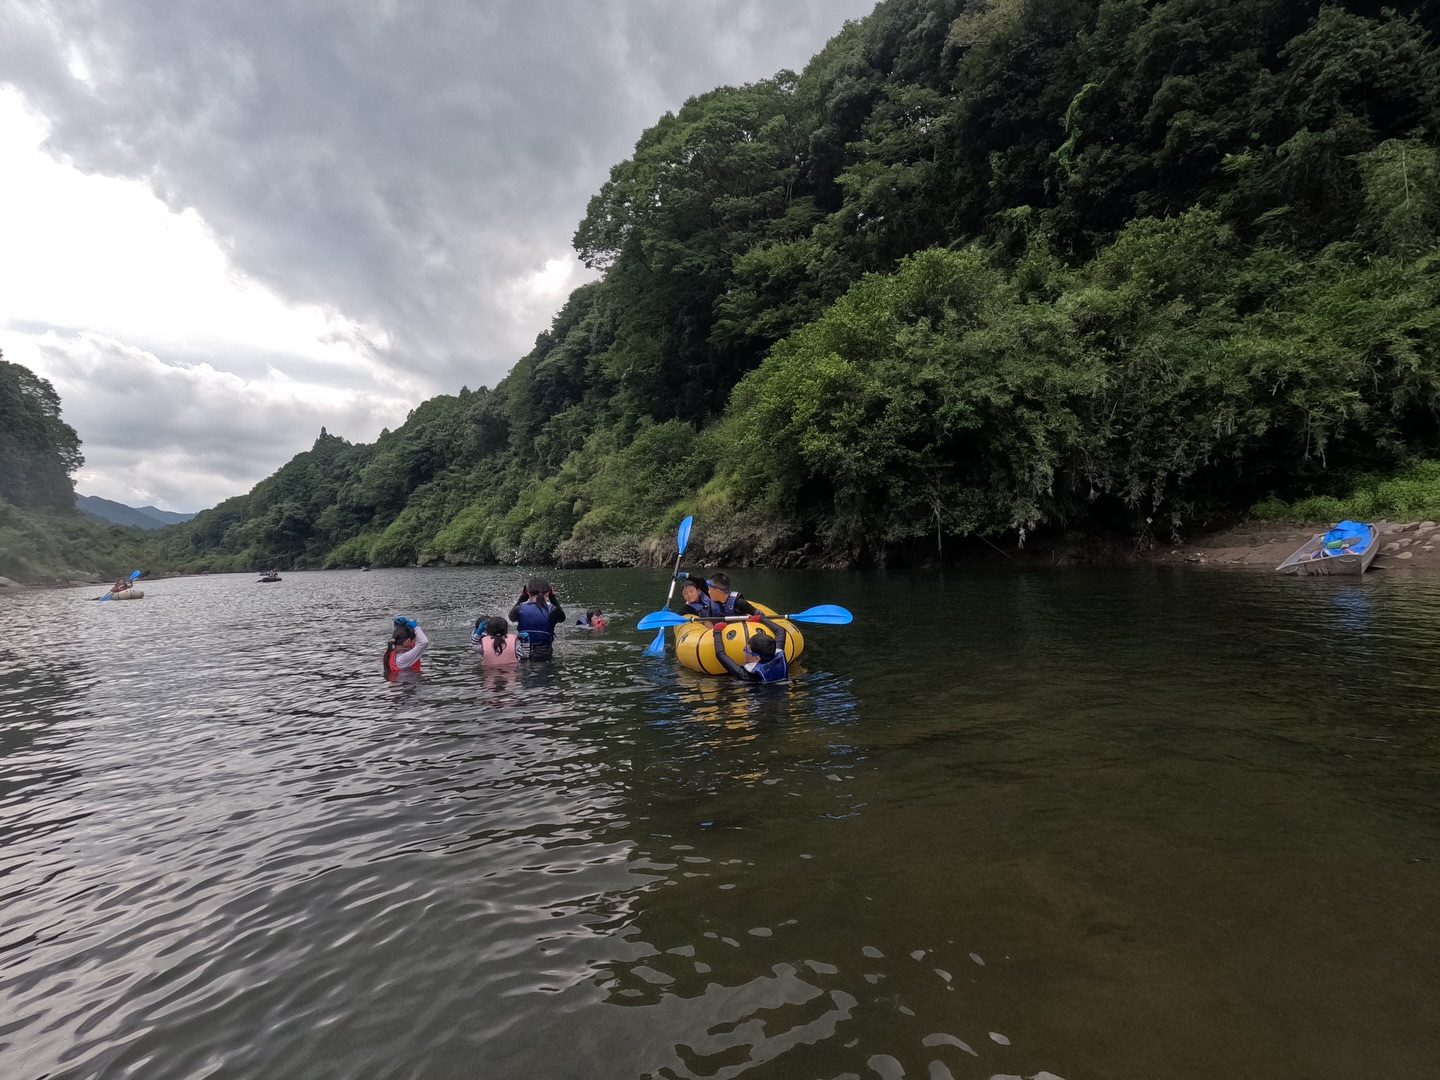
[1, 566, 1436, 1080]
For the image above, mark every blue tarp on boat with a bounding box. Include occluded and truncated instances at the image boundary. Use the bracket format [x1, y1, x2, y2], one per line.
[1320, 520, 1373, 553]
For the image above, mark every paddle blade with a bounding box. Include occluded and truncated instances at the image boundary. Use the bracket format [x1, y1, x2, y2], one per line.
[789, 604, 853, 625]
[676, 515, 693, 555]
[128, 569, 142, 580]
[98, 593, 111, 601]
[643, 628, 667, 655]
[637, 610, 689, 630]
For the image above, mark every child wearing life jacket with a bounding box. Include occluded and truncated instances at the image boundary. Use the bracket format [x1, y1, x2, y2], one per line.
[712, 614, 789, 682]
[473, 615, 520, 665]
[384, 617, 428, 677]
[576, 608, 607, 628]
[508, 578, 565, 660]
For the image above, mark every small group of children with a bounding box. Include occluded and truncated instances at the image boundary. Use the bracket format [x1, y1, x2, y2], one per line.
[388, 569, 785, 682]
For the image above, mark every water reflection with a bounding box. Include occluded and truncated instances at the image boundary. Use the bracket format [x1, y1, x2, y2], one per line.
[0, 567, 1437, 1079]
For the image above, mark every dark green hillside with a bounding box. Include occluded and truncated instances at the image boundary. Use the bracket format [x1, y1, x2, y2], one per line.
[161, 0, 1440, 570]
[0, 355, 84, 513]
[0, 353, 162, 583]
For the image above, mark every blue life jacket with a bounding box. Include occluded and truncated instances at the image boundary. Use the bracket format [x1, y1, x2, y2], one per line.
[745, 652, 788, 682]
[515, 600, 556, 658]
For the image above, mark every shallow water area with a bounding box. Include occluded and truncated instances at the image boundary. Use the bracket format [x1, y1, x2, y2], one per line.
[1, 566, 1437, 1079]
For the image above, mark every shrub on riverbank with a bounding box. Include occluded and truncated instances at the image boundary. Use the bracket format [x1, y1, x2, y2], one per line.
[1251, 460, 1440, 524]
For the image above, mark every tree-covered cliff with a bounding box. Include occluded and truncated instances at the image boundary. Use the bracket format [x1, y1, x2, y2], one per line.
[161, 0, 1440, 570]
[0, 352, 158, 583]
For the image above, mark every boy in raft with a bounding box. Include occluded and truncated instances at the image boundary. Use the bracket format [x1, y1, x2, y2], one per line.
[675, 570, 756, 622]
[385, 617, 428, 677]
[679, 576, 708, 617]
[712, 614, 789, 683]
[509, 577, 565, 661]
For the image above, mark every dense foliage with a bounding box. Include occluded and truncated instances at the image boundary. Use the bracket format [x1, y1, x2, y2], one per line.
[0, 353, 84, 512]
[1252, 458, 1440, 523]
[0, 498, 161, 584]
[0, 352, 164, 583]
[155, 0, 1440, 570]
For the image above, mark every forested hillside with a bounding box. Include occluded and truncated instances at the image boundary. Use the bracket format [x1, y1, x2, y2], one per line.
[160, 0, 1440, 571]
[0, 352, 159, 583]
[0, 354, 84, 513]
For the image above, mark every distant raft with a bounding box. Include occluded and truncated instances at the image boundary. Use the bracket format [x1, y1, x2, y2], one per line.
[673, 602, 804, 675]
[108, 588, 144, 600]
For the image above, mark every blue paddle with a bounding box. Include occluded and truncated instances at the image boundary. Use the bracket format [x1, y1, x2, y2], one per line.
[637, 604, 853, 630]
[98, 569, 142, 600]
[644, 515, 694, 656]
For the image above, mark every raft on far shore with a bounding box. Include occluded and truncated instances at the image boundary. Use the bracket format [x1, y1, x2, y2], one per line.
[673, 602, 804, 675]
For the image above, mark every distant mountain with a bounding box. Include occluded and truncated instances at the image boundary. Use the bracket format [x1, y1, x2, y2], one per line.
[76, 494, 196, 530]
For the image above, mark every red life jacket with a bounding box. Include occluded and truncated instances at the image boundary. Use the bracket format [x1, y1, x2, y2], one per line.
[386, 648, 422, 675]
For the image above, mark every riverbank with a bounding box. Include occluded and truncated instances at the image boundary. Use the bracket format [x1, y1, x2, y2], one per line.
[1145, 519, 1440, 572]
[6, 519, 1440, 586]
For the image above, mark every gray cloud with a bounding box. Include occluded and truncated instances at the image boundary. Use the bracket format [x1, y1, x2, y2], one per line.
[30, 331, 409, 512]
[1, 0, 876, 510]
[3, 0, 875, 392]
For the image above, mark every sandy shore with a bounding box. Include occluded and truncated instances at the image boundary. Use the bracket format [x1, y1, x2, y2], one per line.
[1147, 519, 1440, 572]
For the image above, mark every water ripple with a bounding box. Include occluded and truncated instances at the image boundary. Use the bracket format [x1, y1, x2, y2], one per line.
[0, 567, 1437, 1078]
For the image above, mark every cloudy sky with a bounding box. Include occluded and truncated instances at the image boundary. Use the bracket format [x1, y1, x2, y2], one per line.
[0, 1, 876, 513]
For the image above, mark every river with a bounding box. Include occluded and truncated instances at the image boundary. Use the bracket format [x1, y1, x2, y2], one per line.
[1, 566, 1436, 1079]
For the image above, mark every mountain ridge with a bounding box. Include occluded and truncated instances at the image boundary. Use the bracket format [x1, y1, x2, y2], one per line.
[76, 494, 196, 530]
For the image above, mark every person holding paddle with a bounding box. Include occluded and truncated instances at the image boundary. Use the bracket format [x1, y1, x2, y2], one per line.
[675, 570, 756, 622]
[712, 614, 789, 682]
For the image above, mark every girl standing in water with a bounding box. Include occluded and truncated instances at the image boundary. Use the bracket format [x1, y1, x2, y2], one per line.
[384, 618, 428, 677]
[473, 615, 520, 666]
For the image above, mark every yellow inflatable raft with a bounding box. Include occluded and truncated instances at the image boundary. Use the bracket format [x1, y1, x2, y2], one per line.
[108, 588, 144, 600]
[673, 602, 804, 675]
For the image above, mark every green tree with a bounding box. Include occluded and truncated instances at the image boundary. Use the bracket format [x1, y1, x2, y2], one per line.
[0, 354, 84, 511]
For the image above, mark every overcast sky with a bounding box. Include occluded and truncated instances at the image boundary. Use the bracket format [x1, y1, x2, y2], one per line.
[0, 1, 876, 513]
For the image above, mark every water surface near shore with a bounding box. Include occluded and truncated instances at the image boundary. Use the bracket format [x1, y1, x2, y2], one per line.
[1, 566, 1437, 1079]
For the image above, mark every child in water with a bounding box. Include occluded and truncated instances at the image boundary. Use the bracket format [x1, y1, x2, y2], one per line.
[576, 608, 607, 628]
[473, 615, 520, 665]
[712, 614, 788, 683]
[509, 578, 565, 660]
[384, 617, 428, 677]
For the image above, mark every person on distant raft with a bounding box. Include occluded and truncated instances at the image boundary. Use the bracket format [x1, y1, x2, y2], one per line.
[473, 615, 520, 666]
[384, 617, 428, 677]
[674, 570, 756, 622]
[712, 614, 789, 683]
[575, 608, 607, 628]
[109, 577, 130, 594]
[509, 577, 565, 661]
